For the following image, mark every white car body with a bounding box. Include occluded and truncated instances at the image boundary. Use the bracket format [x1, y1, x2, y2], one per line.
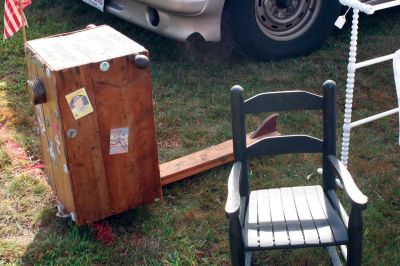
[83, 0, 347, 60]
[105, 0, 226, 41]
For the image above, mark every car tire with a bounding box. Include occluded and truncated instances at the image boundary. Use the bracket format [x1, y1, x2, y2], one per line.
[228, 0, 341, 60]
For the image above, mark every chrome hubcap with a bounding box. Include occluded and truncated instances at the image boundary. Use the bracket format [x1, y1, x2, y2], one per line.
[255, 0, 321, 41]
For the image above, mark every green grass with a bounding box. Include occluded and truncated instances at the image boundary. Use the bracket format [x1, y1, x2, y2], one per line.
[1, 0, 400, 265]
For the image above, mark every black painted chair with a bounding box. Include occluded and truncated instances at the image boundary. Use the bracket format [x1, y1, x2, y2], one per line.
[225, 81, 368, 266]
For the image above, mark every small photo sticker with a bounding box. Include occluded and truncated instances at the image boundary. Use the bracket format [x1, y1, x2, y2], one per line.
[110, 127, 129, 155]
[65, 88, 94, 120]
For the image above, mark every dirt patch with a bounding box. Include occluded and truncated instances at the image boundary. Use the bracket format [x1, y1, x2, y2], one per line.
[0, 123, 44, 176]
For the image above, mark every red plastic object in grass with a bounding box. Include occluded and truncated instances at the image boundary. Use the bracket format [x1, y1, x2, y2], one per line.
[90, 221, 115, 245]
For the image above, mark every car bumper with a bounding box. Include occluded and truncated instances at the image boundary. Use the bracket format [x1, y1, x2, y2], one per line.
[105, 0, 225, 41]
[135, 0, 208, 15]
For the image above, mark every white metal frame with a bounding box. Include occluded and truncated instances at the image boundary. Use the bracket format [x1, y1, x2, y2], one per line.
[338, 0, 400, 167]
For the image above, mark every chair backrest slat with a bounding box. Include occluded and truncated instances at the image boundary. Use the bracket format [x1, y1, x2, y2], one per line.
[231, 80, 337, 197]
[247, 135, 323, 158]
[244, 91, 323, 114]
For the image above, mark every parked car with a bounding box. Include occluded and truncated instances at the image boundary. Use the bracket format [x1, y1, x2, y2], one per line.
[82, 0, 342, 60]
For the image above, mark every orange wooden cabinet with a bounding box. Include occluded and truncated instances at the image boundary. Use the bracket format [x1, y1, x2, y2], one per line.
[25, 25, 162, 225]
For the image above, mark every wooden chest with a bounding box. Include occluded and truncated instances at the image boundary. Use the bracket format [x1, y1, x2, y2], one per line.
[25, 25, 162, 225]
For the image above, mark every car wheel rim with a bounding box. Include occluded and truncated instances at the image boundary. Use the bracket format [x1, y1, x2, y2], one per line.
[255, 0, 321, 41]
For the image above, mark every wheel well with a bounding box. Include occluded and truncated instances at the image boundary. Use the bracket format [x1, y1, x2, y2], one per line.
[220, 0, 234, 42]
[222, 0, 232, 12]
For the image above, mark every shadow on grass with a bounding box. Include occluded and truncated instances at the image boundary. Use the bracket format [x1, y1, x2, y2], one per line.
[17, 169, 234, 265]
[19, 205, 166, 265]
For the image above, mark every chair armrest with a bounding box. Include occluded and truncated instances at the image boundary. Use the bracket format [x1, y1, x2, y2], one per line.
[225, 161, 242, 218]
[328, 155, 368, 209]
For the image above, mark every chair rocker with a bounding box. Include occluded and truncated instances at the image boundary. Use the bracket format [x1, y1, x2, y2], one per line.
[225, 81, 368, 266]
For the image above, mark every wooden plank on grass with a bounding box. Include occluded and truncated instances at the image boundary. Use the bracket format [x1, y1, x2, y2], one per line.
[160, 132, 279, 186]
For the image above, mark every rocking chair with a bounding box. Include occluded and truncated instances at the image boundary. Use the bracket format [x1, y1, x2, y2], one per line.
[225, 80, 368, 265]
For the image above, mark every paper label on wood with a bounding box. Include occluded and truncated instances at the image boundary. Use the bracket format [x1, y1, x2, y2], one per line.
[110, 128, 129, 155]
[36, 105, 46, 135]
[48, 139, 56, 162]
[55, 135, 61, 154]
[65, 88, 94, 120]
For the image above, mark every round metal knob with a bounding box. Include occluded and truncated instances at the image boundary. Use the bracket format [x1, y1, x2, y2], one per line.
[27, 78, 46, 105]
[132, 54, 150, 69]
[67, 129, 77, 139]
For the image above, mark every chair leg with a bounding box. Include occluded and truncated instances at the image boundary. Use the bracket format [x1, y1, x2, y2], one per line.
[229, 218, 245, 266]
[326, 246, 342, 266]
[245, 251, 252, 266]
[347, 206, 363, 266]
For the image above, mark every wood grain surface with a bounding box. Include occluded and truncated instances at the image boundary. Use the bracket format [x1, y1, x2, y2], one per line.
[160, 132, 279, 186]
[25, 26, 161, 224]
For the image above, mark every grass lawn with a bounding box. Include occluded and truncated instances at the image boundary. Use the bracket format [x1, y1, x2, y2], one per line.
[1, 0, 399, 265]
